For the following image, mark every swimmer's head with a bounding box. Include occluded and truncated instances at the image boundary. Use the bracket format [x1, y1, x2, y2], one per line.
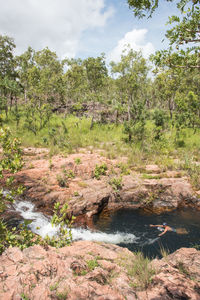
[163, 222, 167, 226]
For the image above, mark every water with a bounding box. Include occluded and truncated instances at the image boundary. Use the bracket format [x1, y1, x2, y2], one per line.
[11, 200, 200, 258]
[12, 200, 137, 245]
[93, 208, 200, 257]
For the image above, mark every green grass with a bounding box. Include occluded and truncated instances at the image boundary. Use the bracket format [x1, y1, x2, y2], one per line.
[117, 252, 155, 290]
[3, 108, 200, 177]
[87, 258, 99, 271]
[50, 282, 59, 291]
[160, 244, 170, 258]
[129, 252, 155, 290]
[142, 174, 162, 180]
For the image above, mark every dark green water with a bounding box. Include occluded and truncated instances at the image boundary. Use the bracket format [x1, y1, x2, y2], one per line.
[93, 208, 200, 258]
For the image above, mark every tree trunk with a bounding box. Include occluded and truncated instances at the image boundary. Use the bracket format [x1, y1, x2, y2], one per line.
[90, 116, 94, 130]
[10, 95, 13, 111]
[168, 97, 174, 120]
[127, 98, 131, 122]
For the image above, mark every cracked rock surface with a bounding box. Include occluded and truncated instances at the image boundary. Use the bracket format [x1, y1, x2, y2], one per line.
[0, 242, 200, 300]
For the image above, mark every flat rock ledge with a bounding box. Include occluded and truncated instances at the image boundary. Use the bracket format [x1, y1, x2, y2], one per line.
[11, 150, 200, 225]
[0, 242, 200, 300]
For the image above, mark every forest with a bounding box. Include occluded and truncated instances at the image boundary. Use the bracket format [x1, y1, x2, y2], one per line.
[0, 0, 199, 252]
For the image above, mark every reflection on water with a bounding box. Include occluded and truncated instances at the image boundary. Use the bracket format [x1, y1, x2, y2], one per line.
[93, 208, 200, 258]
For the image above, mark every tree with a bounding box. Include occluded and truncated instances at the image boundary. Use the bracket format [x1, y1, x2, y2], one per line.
[17, 47, 65, 134]
[17, 47, 65, 106]
[0, 35, 16, 80]
[175, 90, 200, 132]
[153, 69, 181, 119]
[63, 58, 87, 103]
[0, 35, 18, 117]
[128, 0, 200, 69]
[83, 54, 108, 128]
[127, 0, 199, 19]
[111, 49, 149, 141]
[83, 54, 108, 97]
[16, 46, 35, 103]
[33, 48, 65, 105]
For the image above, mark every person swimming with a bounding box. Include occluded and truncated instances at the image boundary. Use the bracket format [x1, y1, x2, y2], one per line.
[150, 223, 188, 236]
[150, 223, 176, 236]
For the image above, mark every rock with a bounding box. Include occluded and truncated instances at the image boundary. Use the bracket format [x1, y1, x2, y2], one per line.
[145, 164, 161, 174]
[5, 150, 199, 226]
[0, 243, 200, 299]
[86, 267, 108, 284]
[70, 260, 88, 275]
[141, 247, 200, 300]
[0, 241, 135, 299]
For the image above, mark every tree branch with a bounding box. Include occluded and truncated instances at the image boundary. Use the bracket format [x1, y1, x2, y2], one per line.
[169, 63, 200, 68]
[180, 38, 200, 43]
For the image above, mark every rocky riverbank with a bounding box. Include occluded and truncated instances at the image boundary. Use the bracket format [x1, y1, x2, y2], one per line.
[1, 148, 200, 299]
[10, 147, 200, 226]
[0, 242, 200, 299]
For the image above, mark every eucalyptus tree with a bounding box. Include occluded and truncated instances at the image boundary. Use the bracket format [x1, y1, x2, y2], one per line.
[0, 35, 18, 117]
[18, 47, 64, 134]
[175, 90, 200, 133]
[16, 47, 35, 103]
[63, 58, 87, 103]
[110, 49, 149, 142]
[0, 35, 16, 80]
[153, 69, 182, 119]
[31, 47, 64, 105]
[128, 0, 200, 69]
[82, 54, 108, 128]
[174, 67, 200, 133]
[17, 47, 65, 106]
[83, 53, 108, 99]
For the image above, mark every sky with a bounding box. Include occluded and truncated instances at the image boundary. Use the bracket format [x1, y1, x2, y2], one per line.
[0, 0, 180, 63]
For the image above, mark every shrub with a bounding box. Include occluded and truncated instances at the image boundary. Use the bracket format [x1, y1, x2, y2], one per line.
[74, 158, 81, 165]
[74, 191, 80, 197]
[57, 174, 68, 187]
[109, 176, 123, 191]
[45, 202, 75, 248]
[94, 163, 108, 180]
[116, 163, 130, 175]
[64, 169, 75, 179]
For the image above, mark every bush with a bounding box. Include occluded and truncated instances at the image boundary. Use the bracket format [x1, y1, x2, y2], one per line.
[87, 258, 99, 271]
[109, 176, 123, 191]
[94, 163, 108, 180]
[57, 174, 68, 187]
[45, 202, 75, 248]
[74, 158, 81, 165]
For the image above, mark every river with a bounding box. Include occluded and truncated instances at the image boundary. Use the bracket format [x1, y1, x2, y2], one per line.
[9, 199, 200, 258]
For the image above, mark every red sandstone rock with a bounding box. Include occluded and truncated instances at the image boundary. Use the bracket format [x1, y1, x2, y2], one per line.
[0, 243, 200, 300]
[145, 164, 161, 173]
[5, 149, 199, 225]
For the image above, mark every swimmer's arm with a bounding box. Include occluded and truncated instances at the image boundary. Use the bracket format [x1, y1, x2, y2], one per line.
[158, 227, 168, 236]
[150, 224, 164, 227]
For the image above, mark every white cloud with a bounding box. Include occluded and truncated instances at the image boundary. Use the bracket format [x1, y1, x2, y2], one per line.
[108, 28, 155, 62]
[0, 0, 114, 58]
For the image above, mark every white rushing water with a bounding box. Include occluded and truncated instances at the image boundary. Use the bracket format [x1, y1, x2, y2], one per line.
[12, 200, 138, 245]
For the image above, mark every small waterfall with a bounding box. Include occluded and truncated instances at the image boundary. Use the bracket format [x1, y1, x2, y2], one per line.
[13, 200, 59, 238]
[12, 200, 138, 245]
